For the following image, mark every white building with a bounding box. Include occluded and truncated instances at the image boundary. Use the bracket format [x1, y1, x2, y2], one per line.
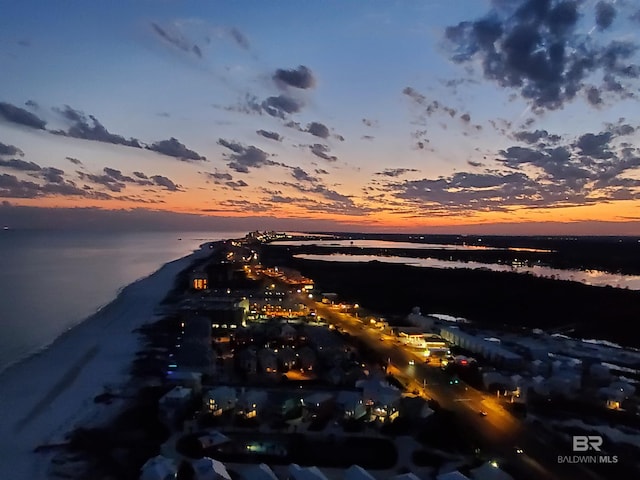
[192, 457, 232, 480]
[140, 456, 177, 480]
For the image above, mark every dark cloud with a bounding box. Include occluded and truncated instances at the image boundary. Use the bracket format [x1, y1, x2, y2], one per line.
[595, 1, 616, 30]
[261, 95, 303, 119]
[151, 22, 202, 59]
[218, 138, 275, 173]
[273, 65, 316, 90]
[133, 171, 148, 179]
[513, 129, 561, 144]
[41, 167, 65, 184]
[467, 160, 485, 167]
[306, 122, 330, 139]
[0, 173, 110, 199]
[315, 169, 329, 175]
[402, 87, 427, 105]
[66, 156, 83, 165]
[444, 0, 640, 110]
[77, 171, 125, 192]
[0, 102, 47, 129]
[54, 105, 144, 148]
[362, 135, 375, 141]
[362, 118, 378, 128]
[575, 132, 614, 159]
[460, 113, 471, 123]
[291, 167, 318, 183]
[151, 175, 181, 191]
[225, 180, 249, 189]
[309, 144, 337, 162]
[0, 142, 24, 157]
[147, 137, 206, 161]
[256, 129, 282, 142]
[103, 167, 136, 183]
[0, 158, 41, 171]
[229, 27, 250, 49]
[208, 172, 233, 181]
[375, 168, 419, 177]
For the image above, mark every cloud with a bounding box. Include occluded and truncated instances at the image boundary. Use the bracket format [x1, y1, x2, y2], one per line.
[147, 137, 206, 161]
[229, 27, 250, 49]
[0, 141, 24, 157]
[261, 95, 304, 119]
[575, 132, 614, 159]
[225, 180, 249, 189]
[151, 175, 181, 191]
[595, 1, 616, 30]
[273, 65, 316, 90]
[103, 167, 136, 183]
[133, 171, 148, 179]
[218, 138, 276, 173]
[513, 129, 562, 144]
[444, 0, 640, 110]
[315, 168, 329, 175]
[0, 173, 111, 199]
[151, 22, 202, 59]
[375, 168, 419, 177]
[208, 171, 233, 181]
[0, 158, 41, 171]
[460, 113, 471, 123]
[256, 129, 283, 141]
[291, 167, 318, 183]
[309, 144, 337, 162]
[40, 167, 65, 184]
[467, 160, 485, 167]
[0, 102, 46, 129]
[66, 156, 83, 165]
[362, 118, 378, 127]
[362, 135, 375, 141]
[54, 105, 143, 148]
[306, 121, 330, 139]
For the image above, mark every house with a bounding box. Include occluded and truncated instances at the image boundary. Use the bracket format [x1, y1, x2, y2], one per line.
[303, 392, 335, 419]
[204, 386, 237, 416]
[190, 270, 209, 291]
[242, 463, 279, 480]
[278, 347, 297, 371]
[356, 378, 401, 420]
[237, 348, 258, 374]
[337, 391, 366, 420]
[198, 430, 231, 449]
[469, 461, 514, 480]
[437, 472, 471, 480]
[191, 457, 232, 480]
[159, 386, 192, 426]
[288, 464, 328, 480]
[344, 465, 376, 480]
[140, 455, 177, 480]
[237, 390, 269, 419]
[166, 371, 203, 395]
[258, 348, 278, 373]
[297, 346, 317, 371]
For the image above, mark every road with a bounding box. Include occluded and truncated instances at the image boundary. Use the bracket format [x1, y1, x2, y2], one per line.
[302, 297, 606, 480]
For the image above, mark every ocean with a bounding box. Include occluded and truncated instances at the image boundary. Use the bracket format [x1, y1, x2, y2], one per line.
[0, 230, 245, 374]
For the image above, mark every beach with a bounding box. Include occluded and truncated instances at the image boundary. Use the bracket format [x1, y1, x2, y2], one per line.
[0, 244, 210, 480]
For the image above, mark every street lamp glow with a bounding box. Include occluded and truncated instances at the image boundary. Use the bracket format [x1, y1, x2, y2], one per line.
[308, 294, 313, 298]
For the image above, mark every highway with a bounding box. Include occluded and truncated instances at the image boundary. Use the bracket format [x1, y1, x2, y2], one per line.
[302, 296, 607, 480]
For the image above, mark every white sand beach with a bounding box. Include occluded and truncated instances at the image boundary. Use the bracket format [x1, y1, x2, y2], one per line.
[0, 245, 210, 479]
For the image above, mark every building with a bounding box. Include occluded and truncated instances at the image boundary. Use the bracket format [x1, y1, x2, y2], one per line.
[191, 457, 232, 480]
[344, 465, 376, 480]
[289, 464, 328, 480]
[204, 386, 237, 416]
[159, 386, 193, 426]
[439, 326, 523, 370]
[190, 270, 209, 291]
[140, 455, 177, 480]
[236, 390, 268, 419]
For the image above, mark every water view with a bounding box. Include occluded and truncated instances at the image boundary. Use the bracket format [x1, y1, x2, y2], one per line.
[294, 253, 640, 290]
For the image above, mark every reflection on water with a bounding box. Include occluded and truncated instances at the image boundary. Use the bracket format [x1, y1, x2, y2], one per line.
[294, 253, 640, 290]
[274, 238, 552, 253]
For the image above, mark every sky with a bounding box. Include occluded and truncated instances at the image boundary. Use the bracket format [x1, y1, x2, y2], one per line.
[1, 0, 640, 234]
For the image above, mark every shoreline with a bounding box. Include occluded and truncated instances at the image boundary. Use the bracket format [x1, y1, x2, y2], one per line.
[0, 242, 213, 480]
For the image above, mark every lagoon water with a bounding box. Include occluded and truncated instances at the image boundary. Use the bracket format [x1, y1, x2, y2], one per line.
[294, 253, 640, 290]
[0, 230, 245, 373]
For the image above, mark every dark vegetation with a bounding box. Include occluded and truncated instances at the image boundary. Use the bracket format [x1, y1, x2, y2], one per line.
[178, 432, 398, 469]
[261, 244, 640, 347]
